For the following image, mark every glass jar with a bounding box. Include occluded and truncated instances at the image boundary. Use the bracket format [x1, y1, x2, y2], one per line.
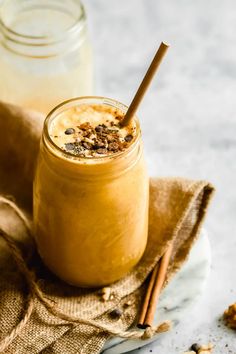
[0, 0, 93, 113]
[33, 96, 149, 287]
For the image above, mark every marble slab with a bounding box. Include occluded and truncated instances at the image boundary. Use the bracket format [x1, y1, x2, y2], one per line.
[102, 229, 211, 354]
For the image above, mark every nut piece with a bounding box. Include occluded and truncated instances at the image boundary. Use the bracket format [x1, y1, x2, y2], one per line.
[224, 302, 236, 329]
[109, 308, 123, 319]
[156, 321, 171, 333]
[186, 343, 214, 354]
[123, 300, 133, 308]
[100, 287, 111, 302]
[124, 134, 133, 142]
[64, 128, 75, 135]
[190, 344, 201, 352]
[65, 143, 75, 151]
[199, 343, 214, 351]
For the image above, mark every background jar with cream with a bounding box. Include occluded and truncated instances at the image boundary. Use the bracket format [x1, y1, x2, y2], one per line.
[0, 0, 93, 113]
[33, 97, 149, 287]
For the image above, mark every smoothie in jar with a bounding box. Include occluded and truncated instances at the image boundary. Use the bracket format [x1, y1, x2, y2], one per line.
[33, 97, 149, 287]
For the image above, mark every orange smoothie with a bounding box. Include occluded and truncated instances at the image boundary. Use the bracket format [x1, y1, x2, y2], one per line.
[33, 97, 149, 287]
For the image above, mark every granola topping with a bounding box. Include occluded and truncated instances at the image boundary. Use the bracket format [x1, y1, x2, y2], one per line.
[49, 104, 137, 158]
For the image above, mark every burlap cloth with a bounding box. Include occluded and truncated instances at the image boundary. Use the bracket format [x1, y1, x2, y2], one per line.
[0, 101, 215, 354]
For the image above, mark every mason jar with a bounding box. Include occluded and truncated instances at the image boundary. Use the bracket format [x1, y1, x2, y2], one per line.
[33, 96, 149, 287]
[0, 0, 93, 113]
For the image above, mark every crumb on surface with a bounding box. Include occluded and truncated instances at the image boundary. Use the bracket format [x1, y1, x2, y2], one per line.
[224, 302, 236, 329]
[183, 342, 214, 354]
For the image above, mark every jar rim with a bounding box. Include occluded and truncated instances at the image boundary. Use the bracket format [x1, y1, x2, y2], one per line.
[43, 96, 141, 163]
[0, 0, 85, 45]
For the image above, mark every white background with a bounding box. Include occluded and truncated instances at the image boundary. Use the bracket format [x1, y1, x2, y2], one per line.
[84, 1, 236, 353]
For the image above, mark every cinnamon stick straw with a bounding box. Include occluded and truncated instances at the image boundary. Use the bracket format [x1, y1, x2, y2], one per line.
[138, 243, 173, 328]
[120, 41, 169, 127]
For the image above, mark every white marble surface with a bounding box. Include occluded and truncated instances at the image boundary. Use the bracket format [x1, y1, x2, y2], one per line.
[83, 0, 236, 353]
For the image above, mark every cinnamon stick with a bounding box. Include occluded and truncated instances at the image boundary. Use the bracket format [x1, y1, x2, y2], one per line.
[138, 243, 173, 328]
[137, 262, 160, 328]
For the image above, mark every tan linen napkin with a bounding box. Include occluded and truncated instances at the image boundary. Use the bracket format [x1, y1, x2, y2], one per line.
[0, 101, 214, 354]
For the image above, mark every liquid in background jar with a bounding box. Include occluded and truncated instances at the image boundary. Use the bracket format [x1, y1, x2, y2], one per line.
[0, 0, 93, 113]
